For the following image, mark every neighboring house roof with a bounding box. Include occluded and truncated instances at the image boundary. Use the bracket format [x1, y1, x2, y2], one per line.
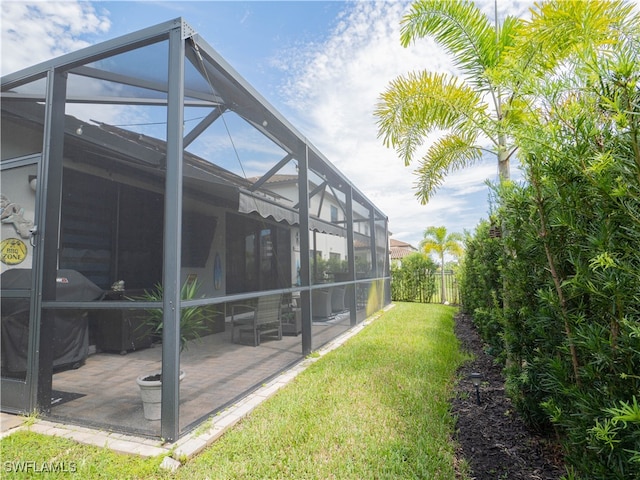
[247, 174, 297, 186]
[390, 239, 415, 248]
[390, 238, 418, 260]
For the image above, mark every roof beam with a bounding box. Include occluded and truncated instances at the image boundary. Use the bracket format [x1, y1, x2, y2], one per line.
[1, 92, 217, 107]
[294, 180, 327, 210]
[248, 153, 293, 192]
[70, 65, 224, 105]
[183, 106, 225, 148]
[2, 18, 183, 91]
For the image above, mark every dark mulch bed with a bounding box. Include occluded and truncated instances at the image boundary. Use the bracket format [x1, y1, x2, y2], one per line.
[452, 312, 565, 480]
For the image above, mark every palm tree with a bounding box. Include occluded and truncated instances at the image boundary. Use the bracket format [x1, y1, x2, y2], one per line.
[375, 0, 636, 204]
[419, 226, 463, 303]
[375, 0, 521, 204]
[378, 0, 636, 373]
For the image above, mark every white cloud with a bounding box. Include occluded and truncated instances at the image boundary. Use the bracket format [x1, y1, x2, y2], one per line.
[1, 1, 110, 76]
[0, 0, 537, 249]
[0, 1, 128, 127]
[275, 1, 502, 247]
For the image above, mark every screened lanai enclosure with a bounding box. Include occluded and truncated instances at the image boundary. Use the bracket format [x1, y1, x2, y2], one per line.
[0, 19, 390, 441]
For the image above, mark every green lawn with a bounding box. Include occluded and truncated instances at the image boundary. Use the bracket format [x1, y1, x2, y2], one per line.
[1, 303, 470, 479]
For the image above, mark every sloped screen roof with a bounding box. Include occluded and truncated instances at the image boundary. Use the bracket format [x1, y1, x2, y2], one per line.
[1, 17, 386, 224]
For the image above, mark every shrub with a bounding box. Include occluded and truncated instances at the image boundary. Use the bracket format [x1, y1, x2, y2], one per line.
[390, 253, 437, 303]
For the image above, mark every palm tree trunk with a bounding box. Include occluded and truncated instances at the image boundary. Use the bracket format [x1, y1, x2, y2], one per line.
[498, 135, 510, 182]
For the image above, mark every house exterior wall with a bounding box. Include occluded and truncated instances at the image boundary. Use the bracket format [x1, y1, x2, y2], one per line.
[253, 177, 379, 284]
[181, 197, 226, 297]
[0, 120, 231, 296]
[0, 118, 43, 161]
[1, 163, 38, 272]
[1, 118, 45, 273]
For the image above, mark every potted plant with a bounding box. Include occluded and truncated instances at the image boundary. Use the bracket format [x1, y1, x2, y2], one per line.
[135, 280, 211, 420]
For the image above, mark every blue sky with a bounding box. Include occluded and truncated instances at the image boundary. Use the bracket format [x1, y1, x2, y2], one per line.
[2, 0, 539, 249]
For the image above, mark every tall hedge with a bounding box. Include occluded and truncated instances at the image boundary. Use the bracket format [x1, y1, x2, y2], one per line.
[459, 19, 640, 480]
[391, 253, 437, 303]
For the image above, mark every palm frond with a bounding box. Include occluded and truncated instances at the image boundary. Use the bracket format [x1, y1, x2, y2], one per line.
[423, 226, 448, 244]
[375, 71, 486, 166]
[444, 233, 466, 258]
[413, 132, 483, 204]
[419, 226, 464, 257]
[400, 0, 499, 88]
[523, 0, 636, 69]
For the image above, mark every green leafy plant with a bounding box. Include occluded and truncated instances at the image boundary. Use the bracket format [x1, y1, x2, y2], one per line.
[139, 280, 211, 353]
[456, 2, 640, 476]
[390, 252, 437, 303]
[420, 226, 464, 304]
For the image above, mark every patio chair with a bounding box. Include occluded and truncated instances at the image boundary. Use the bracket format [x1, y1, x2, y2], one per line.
[312, 288, 332, 319]
[331, 286, 346, 313]
[281, 293, 302, 336]
[231, 294, 283, 346]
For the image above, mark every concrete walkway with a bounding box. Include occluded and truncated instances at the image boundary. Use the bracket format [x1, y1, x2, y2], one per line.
[0, 306, 391, 470]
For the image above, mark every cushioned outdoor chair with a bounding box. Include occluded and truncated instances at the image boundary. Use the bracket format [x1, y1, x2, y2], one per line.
[312, 288, 332, 319]
[231, 294, 283, 346]
[331, 286, 346, 313]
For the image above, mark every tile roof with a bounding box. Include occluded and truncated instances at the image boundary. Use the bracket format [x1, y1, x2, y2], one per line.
[390, 239, 418, 260]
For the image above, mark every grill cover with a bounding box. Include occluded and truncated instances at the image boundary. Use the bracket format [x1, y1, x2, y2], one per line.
[1, 269, 103, 373]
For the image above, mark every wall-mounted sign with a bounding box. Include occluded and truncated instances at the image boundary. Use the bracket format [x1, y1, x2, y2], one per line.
[0, 238, 27, 265]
